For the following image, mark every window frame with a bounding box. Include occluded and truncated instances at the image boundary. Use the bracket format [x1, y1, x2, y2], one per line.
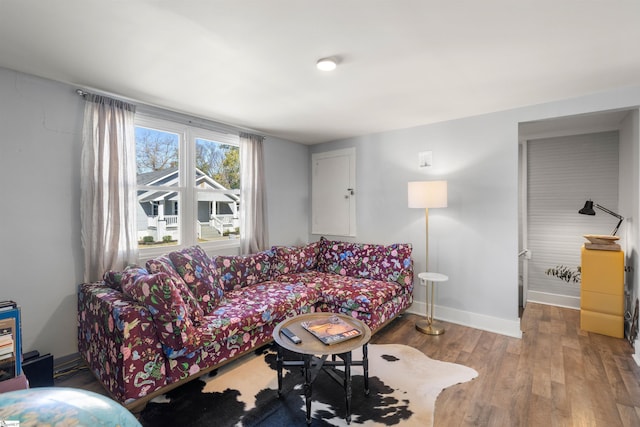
[134, 114, 241, 259]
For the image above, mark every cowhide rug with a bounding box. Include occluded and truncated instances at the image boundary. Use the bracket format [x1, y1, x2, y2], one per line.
[139, 343, 478, 427]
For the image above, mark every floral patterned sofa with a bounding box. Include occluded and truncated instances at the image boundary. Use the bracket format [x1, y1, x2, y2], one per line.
[77, 237, 413, 410]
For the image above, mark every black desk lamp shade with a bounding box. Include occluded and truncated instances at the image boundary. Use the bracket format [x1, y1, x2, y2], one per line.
[579, 200, 624, 236]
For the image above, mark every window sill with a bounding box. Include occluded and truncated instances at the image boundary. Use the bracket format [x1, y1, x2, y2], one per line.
[137, 239, 241, 264]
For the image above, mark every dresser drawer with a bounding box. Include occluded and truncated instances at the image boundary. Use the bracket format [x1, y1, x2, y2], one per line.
[580, 309, 623, 338]
[581, 290, 624, 316]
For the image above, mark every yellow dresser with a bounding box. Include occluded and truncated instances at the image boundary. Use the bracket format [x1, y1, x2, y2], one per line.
[580, 245, 624, 338]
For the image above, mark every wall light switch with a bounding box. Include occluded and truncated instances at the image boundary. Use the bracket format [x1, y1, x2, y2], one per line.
[419, 151, 432, 167]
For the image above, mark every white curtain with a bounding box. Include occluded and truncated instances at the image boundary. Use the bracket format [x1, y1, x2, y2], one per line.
[81, 94, 138, 282]
[239, 132, 268, 254]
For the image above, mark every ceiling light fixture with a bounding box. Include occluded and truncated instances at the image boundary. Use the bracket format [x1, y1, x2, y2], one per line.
[316, 57, 338, 71]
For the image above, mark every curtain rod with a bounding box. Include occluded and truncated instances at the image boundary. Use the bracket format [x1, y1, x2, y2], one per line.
[75, 87, 266, 139]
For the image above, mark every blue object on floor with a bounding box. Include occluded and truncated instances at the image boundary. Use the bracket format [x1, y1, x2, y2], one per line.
[0, 387, 141, 426]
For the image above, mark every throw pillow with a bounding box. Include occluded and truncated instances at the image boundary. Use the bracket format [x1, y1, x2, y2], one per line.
[146, 255, 205, 325]
[214, 249, 274, 291]
[168, 246, 224, 315]
[316, 238, 378, 276]
[316, 236, 333, 271]
[272, 242, 320, 276]
[122, 271, 201, 358]
[375, 243, 413, 286]
[103, 265, 146, 290]
[118, 266, 149, 291]
[317, 238, 413, 286]
[102, 270, 124, 290]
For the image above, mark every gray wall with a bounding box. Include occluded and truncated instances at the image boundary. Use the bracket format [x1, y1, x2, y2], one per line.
[263, 136, 310, 247]
[311, 113, 522, 335]
[0, 67, 310, 358]
[0, 68, 84, 360]
[311, 88, 640, 337]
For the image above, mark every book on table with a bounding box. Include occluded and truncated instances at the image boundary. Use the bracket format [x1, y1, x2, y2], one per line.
[301, 315, 362, 345]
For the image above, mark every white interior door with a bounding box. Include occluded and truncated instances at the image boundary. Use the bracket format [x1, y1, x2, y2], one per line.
[311, 148, 356, 236]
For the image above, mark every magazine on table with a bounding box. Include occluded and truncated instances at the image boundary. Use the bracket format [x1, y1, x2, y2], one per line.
[301, 315, 362, 345]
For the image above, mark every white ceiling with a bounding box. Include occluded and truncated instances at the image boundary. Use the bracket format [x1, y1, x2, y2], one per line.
[1, 1, 639, 144]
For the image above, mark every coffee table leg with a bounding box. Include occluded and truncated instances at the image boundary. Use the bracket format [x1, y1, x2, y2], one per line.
[363, 343, 369, 396]
[304, 355, 312, 425]
[276, 345, 283, 397]
[344, 351, 352, 424]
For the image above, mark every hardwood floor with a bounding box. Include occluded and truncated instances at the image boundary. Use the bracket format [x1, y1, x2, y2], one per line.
[370, 303, 640, 427]
[57, 303, 640, 426]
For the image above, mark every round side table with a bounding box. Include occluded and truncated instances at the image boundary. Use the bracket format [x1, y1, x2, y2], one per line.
[416, 272, 448, 335]
[273, 313, 371, 425]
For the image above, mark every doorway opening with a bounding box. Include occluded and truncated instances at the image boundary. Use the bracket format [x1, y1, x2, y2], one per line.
[518, 109, 633, 317]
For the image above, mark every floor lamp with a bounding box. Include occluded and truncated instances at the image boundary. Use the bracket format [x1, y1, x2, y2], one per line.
[408, 181, 448, 334]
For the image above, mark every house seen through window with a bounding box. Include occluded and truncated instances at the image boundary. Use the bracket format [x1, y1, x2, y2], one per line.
[135, 116, 241, 251]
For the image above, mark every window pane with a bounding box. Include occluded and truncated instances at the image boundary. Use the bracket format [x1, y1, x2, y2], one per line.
[196, 189, 240, 242]
[194, 138, 241, 242]
[195, 138, 240, 190]
[136, 127, 179, 175]
[136, 126, 180, 248]
[136, 190, 180, 247]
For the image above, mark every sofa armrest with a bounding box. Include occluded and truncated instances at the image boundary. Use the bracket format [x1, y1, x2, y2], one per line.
[78, 283, 167, 404]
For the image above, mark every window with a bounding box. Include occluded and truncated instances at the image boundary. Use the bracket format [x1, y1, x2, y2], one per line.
[135, 116, 240, 252]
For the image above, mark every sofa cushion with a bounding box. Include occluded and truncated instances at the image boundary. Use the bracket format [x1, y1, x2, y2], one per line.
[122, 272, 201, 358]
[272, 242, 320, 276]
[319, 276, 405, 313]
[168, 247, 224, 315]
[209, 281, 319, 330]
[214, 249, 275, 292]
[276, 271, 404, 313]
[317, 237, 413, 286]
[316, 291, 413, 332]
[146, 255, 205, 325]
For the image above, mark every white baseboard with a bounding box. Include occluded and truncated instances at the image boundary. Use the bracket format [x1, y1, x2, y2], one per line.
[407, 302, 522, 339]
[633, 339, 640, 367]
[526, 291, 580, 310]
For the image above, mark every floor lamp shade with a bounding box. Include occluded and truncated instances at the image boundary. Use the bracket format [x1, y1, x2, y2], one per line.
[408, 181, 448, 208]
[407, 180, 448, 266]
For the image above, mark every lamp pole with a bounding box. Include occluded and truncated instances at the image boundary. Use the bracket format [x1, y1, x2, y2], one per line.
[425, 207, 429, 272]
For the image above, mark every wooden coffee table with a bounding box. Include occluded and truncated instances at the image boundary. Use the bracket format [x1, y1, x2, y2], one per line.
[273, 312, 372, 425]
